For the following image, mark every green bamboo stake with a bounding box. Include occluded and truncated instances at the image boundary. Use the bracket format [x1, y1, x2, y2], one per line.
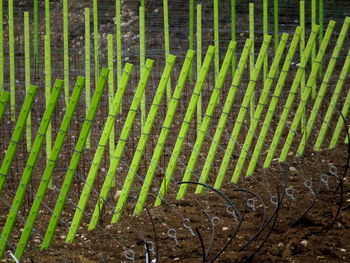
[8, 0, 15, 121]
[93, 0, 99, 89]
[176, 41, 236, 200]
[0, 0, 3, 92]
[319, 0, 324, 75]
[140, 6, 146, 130]
[108, 34, 115, 161]
[214, 36, 272, 190]
[112, 55, 176, 223]
[163, 0, 171, 108]
[88, 60, 153, 230]
[63, 0, 69, 105]
[279, 21, 335, 162]
[85, 8, 91, 149]
[0, 85, 37, 195]
[15, 78, 84, 261]
[246, 27, 302, 177]
[141, 0, 145, 8]
[154, 46, 215, 206]
[196, 39, 253, 193]
[66, 64, 132, 243]
[300, 0, 306, 135]
[24, 12, 31, 153]
[134, 50, 195, 215]
[189, 0, 194, 82]
[41, 69, 109, 250]
[197, 3, 202, 136]
[33, 0, 38, 69]
[0, 80, 62, 258]
[330, 84, 350, 148]
[314, 49, 350, 150]
[214, 0, 219, 85]
[274, 0, 279, 53]
[45, 0, 51, 39]
[297, 17, 350, 156]
[0, 92, 9, 121]
[231, 0, 236, 76]
[116, 0, 122, 85]
[232, 33, 289, 183]
[249, 2, 255, 117]
[311, 0, 317, 99]
[263, 0, 268, 83]
[263, 25, 319, 168]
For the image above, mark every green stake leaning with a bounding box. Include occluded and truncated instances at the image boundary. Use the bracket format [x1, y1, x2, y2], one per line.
[112, 55, 176, 223]
[66, 64, 132, 243]
[133, 50, 195, 215]
[176, 41, 236, 200]
[0, 80, 63, 258]
[214, 35, 272, 190]
[154, 46, 215, 206]
[0, 85, 37, 195]
[0, 91, 9, 121]
[196, 39, 252, 194]
[15, 77, 84, 260]
[88, 60, 154, 230]
[41, 69, 109, 249]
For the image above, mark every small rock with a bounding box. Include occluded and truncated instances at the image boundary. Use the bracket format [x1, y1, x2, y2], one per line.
[105, 225, 113, 230]
[222, 226, 229, 231]
[289, 166, 298, 175]
[114, 190, 122, 201]
[340, 248, 347, 252]
[33, 239, 40, 244]
[300, 240, 308, 246]
[60, 235, 66, 240]
[174, 258, 180, 261]
[277, 242, 284, 248]
[101, 168, 106, 172]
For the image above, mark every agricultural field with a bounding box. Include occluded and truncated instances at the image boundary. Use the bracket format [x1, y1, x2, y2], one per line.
[0, 0, 350, 262]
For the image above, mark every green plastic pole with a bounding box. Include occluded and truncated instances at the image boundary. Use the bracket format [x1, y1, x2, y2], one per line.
[311, 0, 317, 99]
[45, 34, 53, 188]
[196, 3, 202, 136]
[176, 41, 236, 200]
[0, 80, 62, 258]
[297, 17, 350, 156]
[0, 0, 3, 92]
[8, 0, 15, 121]
[214, 0, 219, 85]
[315, 49, 350, 150]
[189, 0, 194, 82]
[93, 0, 99, 89]
[232, 33, 289, 183]
[63, 0, 69, 105]
[14, 78, 84, 261]
[163, 0, 171, 108]
[231, 0, 236, 76]
[88, 60, 153, 230]
[141, 0, 145, 8]
[319, 0, 324, 75]
[279, 21, 335, 162]
[246, 27, 302, 177]
[263, 25, 319, 168]
[33, 0, 38, 69]
[0, 92, 9, 121]
[300, 0, 306, 135]
[214, 36, 272, 190]
[329, 82, 350, 148]
[41, 69, 109, 250]
[274, 0, 279, 53]
[24, 12, 31, 152]
[0, 85, 37, 195]
[66, 64, 132, 243]
[154, 46, 215, 206]
[263, 0, 268, 83]
[249, 3, 255, 117]
[45, 0, 51, 40]
[116, 0, 122, 87]
[140, 6, 146, 130]
[134, 50, 195, 215]
[85, 8, 91, 148]
[112, 55, 176, 223]
[196, 40, 252, 193]
[108, 34, 115, 160]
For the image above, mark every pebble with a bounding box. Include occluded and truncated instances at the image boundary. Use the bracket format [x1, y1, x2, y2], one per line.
[174, 258, 180, 261]
[300, 240, 308, 246]
[33, 239, 41, 244]
[289, 166, 298, 175]
[60, 235, 66, 240]
[277, 242, 284, 248]
[105, 224, 112, 230]
[340, 248, 347, 252]
[222, 226, 229, 231]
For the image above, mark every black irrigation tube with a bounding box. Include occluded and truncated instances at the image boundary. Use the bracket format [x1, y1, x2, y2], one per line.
[145, 206, 159, 263]
[289, 178, 322, 227]
[203, 211, 216, 259]
[195, 227, 206, 263]
[242, 186, 283, 263]
[324, 112, 350, 232]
